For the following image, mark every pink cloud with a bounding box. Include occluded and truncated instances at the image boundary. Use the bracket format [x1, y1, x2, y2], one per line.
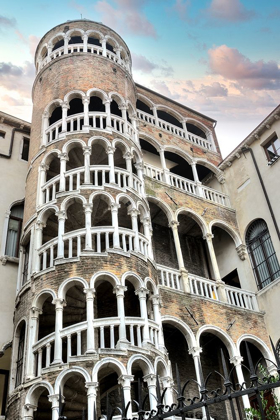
[0, 61, 35, 97]
[205, 0, 255, 22]
[171, 0, 191, 21]
[94, 0, 157, 38]
[208, 45, 280, 89]
[2, 95, 25, 106]
[200, 81, 228, 97]
[28, 35, 41, 56]
[132, 53, 173, 76]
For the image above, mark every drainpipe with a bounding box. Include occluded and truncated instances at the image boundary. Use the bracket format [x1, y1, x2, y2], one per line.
[241, 146, 280, 240]
[0, 127, 30, 159]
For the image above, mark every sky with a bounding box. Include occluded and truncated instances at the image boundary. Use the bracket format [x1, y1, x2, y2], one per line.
[0, 0, 280, 157]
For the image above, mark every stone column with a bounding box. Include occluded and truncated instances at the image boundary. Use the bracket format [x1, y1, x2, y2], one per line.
[135, 287, 151, 347]
[106, 146, 116, 184]
[56, 211, 66, 259]
[114, 285, 129, 348]
[42, 111, 49, 146]
[128, 208, 140, 252]
[84, 204, 93, 250]
[118, 375, 134, 417]
[152, 106, 159, 126]
[143, 374, 157, 411]
[115, 47, 121, 63]
[34, 221, 44, 273]
[142, 217, 154, 259]
[47, 44, 52, 62]
[25, 307, 41, 379]
[111, 203, 120, 249]
[160, 376, 173, 406]
[120, 105, 128, 135]
[124, 151, 133, 188]
[37, 163, 48, 207]
[169, 221, 190, 293]
[86, 382, 99, 420]
[230, 356, 251, 410]
[83, 96, 90, 129]
[191, 161, 203, 197]
[159, 148, 170, 184]
[85, 288, 96, 354]
[59, 153, 68, 192]
[135, 162, 145, 196]
[64, 35, 69, 54]
[49, 394, 59, 420]
[130, 115, 139, 144]
[61, 103, 68, 134]
[23, 404, 37, 420]
[189, 346, 207, 419]
[83, 146, 91, 185]
[82, 33, 88, 52]
[52, 298, 65, 364]
[101, 38, 107, 56]
[104, 99, 111, 128]
[151, 295, 165, 351]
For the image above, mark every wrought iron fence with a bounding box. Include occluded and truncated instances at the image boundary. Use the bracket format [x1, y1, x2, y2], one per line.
[58, 338, 280, 420]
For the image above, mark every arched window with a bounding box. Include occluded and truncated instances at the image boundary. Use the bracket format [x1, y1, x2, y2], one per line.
[246, 219, 280, 289]
[15, 323, 25, 387]
[5, 203, 24, 258]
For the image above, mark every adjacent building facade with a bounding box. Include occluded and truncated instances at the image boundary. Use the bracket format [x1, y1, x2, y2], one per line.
[0, 19, 279, 420]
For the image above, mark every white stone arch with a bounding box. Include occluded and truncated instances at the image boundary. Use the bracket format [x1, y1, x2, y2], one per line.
[112, 138, 130, 154]
[87, 87, 109, 103]
[88, 135, 111, 153]
[64, 89, 86, 104]
[138, 132, 162, 152]
[104, 35, 119, 50]
[14, 316, 28, 338]
[209, 220, 242, 247]
[66, 27, 85, 38]
[127, 354, 154, 376]
[7, 198, 25, 211]
[131, 146, 142, 163]
[32, 289, 57, 310]
[161, 315, 197, 349]
[92, 357, 126, 382]
[185, 117, 210, 137]
[121, 271, 144, 289]
[175, 207, 208, 237]
[163, 145, 193, 165]
[11, 316, 28, 391]
[196, 325, 237, 359]
[25, 381, 54, 406]
[144, 277, 158, 295]
[146, 196, 174, 224]
[62, 138, 86, 154]
[119, 45, 129, 62]
[61, 194, 87, 212]
[137, 93, 155, 110]
[195, 157, 221, 177]
[126, 99, 136, 117]
[89, 190, 115, 206]
[43, 98, 63, 117]
[86, 29, 104, 41]
[58, 276, 89, 300]
[48, 32, 66, 48]
[90, 271, 120, 289]
[137, 200, 150, 220]
[109, 91, 125, 107]
[116, 192, 137, 208]
[37, 204, 59, 225]
[154, 356, 169, 377]
[42, 149, 62, 166]
[55, 366, 91, 394]
[236, 334, 272, 361]
[156, 104, 184, 123]
[37, 42, 48, 60]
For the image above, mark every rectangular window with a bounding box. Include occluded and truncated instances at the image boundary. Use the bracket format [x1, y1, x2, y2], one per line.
[0, 131, 5, 139]
[264, 135, 280, 164]
[21, 137, 30, 161]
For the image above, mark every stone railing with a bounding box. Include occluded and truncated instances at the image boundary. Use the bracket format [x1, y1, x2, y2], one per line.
[45, 112, 136, 144]
[143, 163, 231, 208]
[157, 265, 259, 311]
[37, 226, 149, 271]
[41, 166, 142, 205]
[137, 109, 213, 151]
[38, 43, 130, 73]
[32, 317, 159, 375]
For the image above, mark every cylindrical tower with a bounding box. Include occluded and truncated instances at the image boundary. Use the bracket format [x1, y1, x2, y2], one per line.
[9, 20, 165, 419]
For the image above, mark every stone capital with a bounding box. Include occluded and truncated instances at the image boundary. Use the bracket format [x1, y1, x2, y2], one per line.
[169, 220, 179, 229]
[83, 203, 93, 213]
[106, 146, 116, 155]
[118, 374, 134, 388]
[55, 210, 66, 221]
[143, 373, 157, 386]
[30, 306, 42, 318]
[236, 244, 247, 261]
[128, 208, 140, 218]
[215, 172, 226, 184]
[230, 355, 243, 366]
[53, 298, 65, 309]
[110, 203, 120, 212]
[60, 152, 69, 161]
[203, 233, 214, 241]
[36, 221, 45, 230]
[84, 288, 96, 299]
[82, 145, 91, 155]
[39, 162, 49, 171]
[113, 285, 127, 297]
[188, 346, 202, 358]
[123, 151, 133, 160]
[135, 287, 149, 298]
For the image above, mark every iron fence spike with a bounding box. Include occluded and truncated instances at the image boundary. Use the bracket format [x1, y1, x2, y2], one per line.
[270, 336, 280, 371]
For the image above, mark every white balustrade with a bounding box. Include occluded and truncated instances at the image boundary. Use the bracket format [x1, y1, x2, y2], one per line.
[60, 321, 87, 362]
[63, 229, 86, 259]
[157, 265, 182, 290]
[169, 173, 197, 195]
[86, 45, 103, 55]
[66, 113, 84, 132]
[46, 120, 63, 143]
[148, 320, 160, 348]
[49, 46, 64, 61]
[65, 167, 84, 191]
[42, 175, 60, 204]
[225, 286, 258, 311]
[88, 112, 107, 130]
[136, 109, 213, 151]
[67, 43, 84, 54]
[32, 332, 55, 375]
[143, 163, 164, 181]
[189, 274, 218, 300]
[93, 318, 120, 349]
[38, 237, 58, 271]
[202, 185, 230, 207]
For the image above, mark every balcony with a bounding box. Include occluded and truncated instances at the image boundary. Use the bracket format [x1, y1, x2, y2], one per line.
[38, 227, 150, 272]
[41, 166, 142, 205]
[33, 317, 160, 375]
[144, 162, 231, 208]
[137, 109, 214, 151]
[157, 264, 259, 312]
